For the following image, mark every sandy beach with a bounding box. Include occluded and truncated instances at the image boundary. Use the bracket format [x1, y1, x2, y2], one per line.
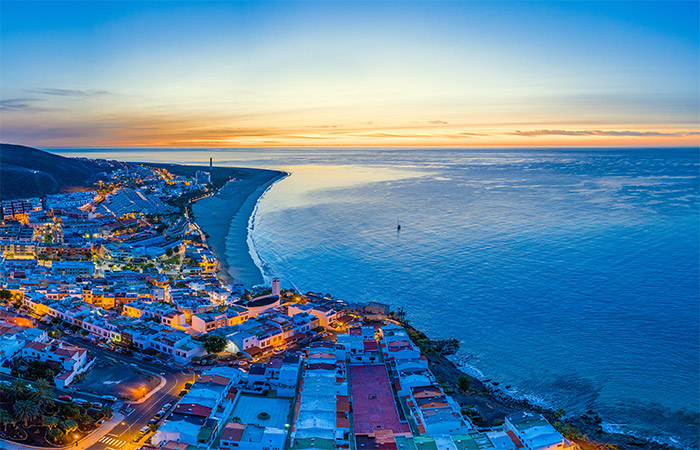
[191, 167, 286, 287]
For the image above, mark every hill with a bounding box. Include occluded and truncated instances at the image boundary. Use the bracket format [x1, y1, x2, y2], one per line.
[0, 143, 118, 200]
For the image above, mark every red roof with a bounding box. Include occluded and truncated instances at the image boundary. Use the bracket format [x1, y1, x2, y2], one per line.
[198, 374, 230, 385]
[220, 422, 245, 442]
[174, 403, 212, 417]
[363, 340, 379, 352]
[506, 430, 525, 449]
[24, 342, 50, 352]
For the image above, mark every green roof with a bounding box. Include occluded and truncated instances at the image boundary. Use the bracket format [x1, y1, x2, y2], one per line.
[413, 437, 438, 450]
[197, 426, 215, 442]
[290, 437, 335, 450]
[395, 435, 418, 450]
[512, 417, 549, 431]
[451, 433, 495, 450]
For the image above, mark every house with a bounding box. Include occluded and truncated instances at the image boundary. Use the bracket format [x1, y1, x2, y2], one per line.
[21, 339, 91, 387]
[504, 412, 576, 450]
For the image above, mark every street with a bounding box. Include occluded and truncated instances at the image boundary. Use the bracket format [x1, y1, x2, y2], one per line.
[1, 335, 195, 450]
[61, 337, 195, 450]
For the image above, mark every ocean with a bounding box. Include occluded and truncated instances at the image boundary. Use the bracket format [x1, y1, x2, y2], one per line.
[53, 147, 700, 448]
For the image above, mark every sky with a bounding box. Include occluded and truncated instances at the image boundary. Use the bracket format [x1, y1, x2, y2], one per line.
[0, 0, 698, 148]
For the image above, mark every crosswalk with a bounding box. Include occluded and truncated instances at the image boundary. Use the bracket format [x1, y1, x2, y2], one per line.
[98, 436, 127, 448]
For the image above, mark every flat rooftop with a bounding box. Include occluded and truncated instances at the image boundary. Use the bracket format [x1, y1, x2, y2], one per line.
[349, 364, 411, 436]
[231, 393, 292, 429]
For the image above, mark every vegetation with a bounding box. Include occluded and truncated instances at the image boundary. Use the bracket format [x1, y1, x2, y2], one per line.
[101, 405, 113, 419]
[202, 333, 228, 354]
[0, 408, 14, 431]
[14, 400, 41, 427]
[553, 421, 582, 440]
[59, 419, 78, 433]
[48, 427, 64, 442]
[42, 416, 60, 429]
[457, 375, 471, 392]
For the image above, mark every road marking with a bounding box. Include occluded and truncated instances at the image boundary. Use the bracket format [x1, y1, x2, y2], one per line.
[99, 436, 127, 447]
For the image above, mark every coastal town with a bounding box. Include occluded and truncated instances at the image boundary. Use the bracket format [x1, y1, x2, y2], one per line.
[0, 159, 578, 450]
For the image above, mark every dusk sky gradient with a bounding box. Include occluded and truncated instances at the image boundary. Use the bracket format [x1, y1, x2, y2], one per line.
[1, 1, 698, 147]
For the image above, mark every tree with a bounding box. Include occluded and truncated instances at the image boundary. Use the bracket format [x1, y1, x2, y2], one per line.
[32, 379, 55, 409]
[165, 247, 173, 257]
[78, 414, 93, 427]
[0, 289, 12, 301]
[0, 408, 14, 431]
[14, 400, 41, 427]
[457, 375, 471, 392]
[59, 420, 78, 433]
[101, 405, 113, 419]
[148, 423, 158, 433]
[48, 427, 64, 442]
[60, 402, 81, 420]
[202, 334, 227, 354]
[42, 416, 60, 429]
[11, 379, 27, 401]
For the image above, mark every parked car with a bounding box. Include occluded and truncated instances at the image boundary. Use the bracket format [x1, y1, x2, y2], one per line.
[139, 426, 149, 434]
[148, 419, 158, 425]
[73, 398, 88, 405]
[0, 381, 11, 388]
[101, 395, 117, 402]
[91, 402, 103, 409]
[129, 363, 139, 369]
[143, 356, 154, 362]
[57, 395, 72, 402]
[162, 403, 172, 410]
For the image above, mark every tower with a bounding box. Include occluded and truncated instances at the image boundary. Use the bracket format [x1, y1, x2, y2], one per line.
[272, 278, 281, 296]
[209, 157, 213, 170]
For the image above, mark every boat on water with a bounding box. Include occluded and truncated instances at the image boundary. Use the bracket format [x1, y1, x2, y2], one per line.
[397, 218, 401, 231]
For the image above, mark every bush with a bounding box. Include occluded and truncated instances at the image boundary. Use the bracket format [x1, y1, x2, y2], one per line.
[457, 375, 471, 392]
[59, 420, 78, 433]
[48, 427, 63, 442]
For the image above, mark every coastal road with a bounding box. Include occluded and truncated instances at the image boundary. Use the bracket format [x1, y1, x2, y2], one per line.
[60, 336, 195, 450]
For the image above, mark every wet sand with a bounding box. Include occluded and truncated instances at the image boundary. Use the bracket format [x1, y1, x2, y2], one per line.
[191, 168, 285, 287]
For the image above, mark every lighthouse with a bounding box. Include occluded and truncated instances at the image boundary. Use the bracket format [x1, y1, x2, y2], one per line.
[272, 278, 281, 296]
[209, 157, 213, 170]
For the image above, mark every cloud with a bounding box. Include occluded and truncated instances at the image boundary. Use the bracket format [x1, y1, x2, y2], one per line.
[510, 129, 700, 137]
[0, 98, 40, 110]
[428, 120, 448, 125]
[26, 88, 110, 97]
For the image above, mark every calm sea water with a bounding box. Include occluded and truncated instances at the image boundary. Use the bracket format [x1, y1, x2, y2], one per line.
[53, 147, 700, 448]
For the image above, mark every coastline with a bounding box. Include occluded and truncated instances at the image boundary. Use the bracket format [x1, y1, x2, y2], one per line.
[184, 165, 684, 450]
[191, 167, 286, 287]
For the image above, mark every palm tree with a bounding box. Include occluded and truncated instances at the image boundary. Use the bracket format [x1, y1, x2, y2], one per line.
[11, 380, 26, 401]
[31, 379, 54, 409]
[14, 400, 41, 427]
[0, 408, 14, 432]
[101, 405, 113, 419]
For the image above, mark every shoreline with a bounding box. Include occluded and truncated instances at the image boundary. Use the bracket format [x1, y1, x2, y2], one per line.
[245, 172, 291, 286]
[190, 167, 286, 287]
[183, 165, 684, 450]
